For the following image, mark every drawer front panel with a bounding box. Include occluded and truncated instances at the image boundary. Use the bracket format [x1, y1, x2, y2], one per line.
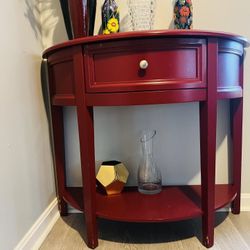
[51, 60, 75, 95]
[218, 39, 244, 90]
[84, 38, 206, 92]
[48, 48, 77, 105]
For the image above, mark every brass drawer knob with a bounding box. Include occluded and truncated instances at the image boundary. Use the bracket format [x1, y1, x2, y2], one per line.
[139, 60, 149, 69]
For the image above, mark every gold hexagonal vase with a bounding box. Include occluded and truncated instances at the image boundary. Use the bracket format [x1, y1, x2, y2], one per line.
[96, 161, 129, 195]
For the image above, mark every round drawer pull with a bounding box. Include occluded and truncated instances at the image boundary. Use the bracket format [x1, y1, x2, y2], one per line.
[139, 60, 149, 69]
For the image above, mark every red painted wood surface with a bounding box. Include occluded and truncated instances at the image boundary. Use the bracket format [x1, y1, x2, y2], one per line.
[84, 38, 206, 92]
[43, 31, 249, 248]
[230, 53, 244, 214]
[50, 106, 68, 216]
[45, 31, 246, 107]
[43, 30, 249, 57]
[230, 98, 243, 214]
[74, 47, 98, 248]
[85, 89, 206, 106]
[199, 38, 218, 248]
[64, 185, 236, 221]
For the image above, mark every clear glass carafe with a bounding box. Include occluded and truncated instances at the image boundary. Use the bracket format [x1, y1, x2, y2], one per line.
[137, 130, 162, 194]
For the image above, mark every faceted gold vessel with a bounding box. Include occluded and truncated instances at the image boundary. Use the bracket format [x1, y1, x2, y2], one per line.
[96, 161, 129, 195]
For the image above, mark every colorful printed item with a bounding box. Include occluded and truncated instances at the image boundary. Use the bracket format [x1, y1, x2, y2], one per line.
[174, 0, 193, 29]
[102, 0, 120, 34]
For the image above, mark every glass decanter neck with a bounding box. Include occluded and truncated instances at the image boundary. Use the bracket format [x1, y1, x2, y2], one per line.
[140, 130, 156, 155]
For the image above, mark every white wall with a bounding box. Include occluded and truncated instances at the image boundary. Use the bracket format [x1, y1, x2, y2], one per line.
[0, 1, 55, 249]
[42, 0, 250, 192]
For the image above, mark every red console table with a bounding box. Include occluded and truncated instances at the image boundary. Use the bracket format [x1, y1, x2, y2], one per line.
[43, 30, 249, 248]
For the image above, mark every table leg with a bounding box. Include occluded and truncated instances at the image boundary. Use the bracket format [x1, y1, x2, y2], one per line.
[199, 100, 217, 248]
[51, 106, 68, 216]
[230, 98, 243, 214]
[77, 105, 98, 248]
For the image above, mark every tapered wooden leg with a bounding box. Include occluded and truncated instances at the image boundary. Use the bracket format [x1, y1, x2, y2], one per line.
[73, 46, 98, 248]
[199, 38, 218, 248]
[76, 105, 98, 248]
[51, 106, 68, 216]
[199, 100, 217, 248]
[230, 98, 243, 214]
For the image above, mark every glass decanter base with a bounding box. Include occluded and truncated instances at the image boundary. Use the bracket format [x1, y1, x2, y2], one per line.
[138, 182, 162, 195]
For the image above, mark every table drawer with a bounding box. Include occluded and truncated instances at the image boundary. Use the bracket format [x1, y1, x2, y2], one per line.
[84, 38, 206, 93]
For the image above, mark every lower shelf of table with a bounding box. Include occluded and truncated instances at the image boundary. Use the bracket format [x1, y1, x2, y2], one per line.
[63, 184, 236, 222]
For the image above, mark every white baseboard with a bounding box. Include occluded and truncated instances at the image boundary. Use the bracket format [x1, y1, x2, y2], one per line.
[241, 193, 250, 211]
[14, 198, 59, 250]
